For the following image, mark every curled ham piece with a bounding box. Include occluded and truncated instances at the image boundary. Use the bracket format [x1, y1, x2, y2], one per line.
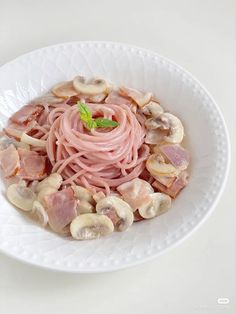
[152, 171, 188, 198]
[44, 187, 77, 232]
[17, 148, 46, 180]
[0, 144, 20, 178]
[9, 104, 43, 125]
[159, 144, 190, 170]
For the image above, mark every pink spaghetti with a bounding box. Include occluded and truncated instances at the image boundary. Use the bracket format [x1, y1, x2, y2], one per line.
[32, 102, 149, 194]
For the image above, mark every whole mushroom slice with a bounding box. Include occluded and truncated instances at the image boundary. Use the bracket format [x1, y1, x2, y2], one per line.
[7, 184, 36, 211]
[52, 81, 78, 98]
[146, 153, 179, 177]
[158, 113, 184, 143]
[142, 101, 164, 118]
[36, 173, 63, 193]
[70, 213, 114, 240]
[138, 192, 171, 219]
[73, 76, 108, 96]
[96, 196, 134, 232]
[32, 200, 48, 227]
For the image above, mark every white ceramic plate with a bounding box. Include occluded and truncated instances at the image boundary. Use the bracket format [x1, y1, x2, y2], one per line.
[0, 42, 230, 273]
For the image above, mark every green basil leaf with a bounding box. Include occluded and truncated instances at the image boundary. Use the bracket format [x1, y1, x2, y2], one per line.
[95, 118, 119, 128]
[77, 102, 92, 122]
[86, 119, 97, 129]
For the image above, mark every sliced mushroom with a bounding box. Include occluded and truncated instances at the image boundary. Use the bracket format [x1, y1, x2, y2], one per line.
[77, 200, 95, 214]
[142, 101, 164, 118]
[72, 185, 94, 204]
[93, 191, 106, 203]
[7, 184, 36, 211]
[87, 93, 107, 103]
[138, 193, 171, 219]
[73, 76, 107, 95]
[158, 113, 184, 143]
[36, 173, 63, 192]
[119, 86, 152, 107]
[52, 81, 78, 98]
[70, 213, 114, 240]
[32, 200, 48, 227]
[21, 133, 46, 147]
[96, 196, 133, 232]
[145, 116, 170, 130]
[146, 153, 179, 177]
[145, 129, 169, 145]
[37, 186, 58, 207]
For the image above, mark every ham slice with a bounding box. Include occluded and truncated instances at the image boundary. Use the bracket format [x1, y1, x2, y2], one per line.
[117, 178, 153, 211]
[159, 144, 190, 170]
[10, 104, 43, 125]
[105, 91, 132, 106]
[152, 171, 188, 198]
[0, 144, 20, 178]
[154, 175, 176, 188]
[17, 148, 46, 180]
[119, 87, 152, 107]
[44, 187, 77, 232]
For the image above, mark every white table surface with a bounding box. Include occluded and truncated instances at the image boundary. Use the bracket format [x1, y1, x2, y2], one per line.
[0, 0, 235, 313]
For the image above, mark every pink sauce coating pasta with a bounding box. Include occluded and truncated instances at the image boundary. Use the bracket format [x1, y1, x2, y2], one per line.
[33, 102, 149, 194]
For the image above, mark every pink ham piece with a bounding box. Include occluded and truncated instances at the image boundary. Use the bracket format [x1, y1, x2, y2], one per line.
[152, 171, 188, 198]
[17, 148, 46, 180]
[0, 144, 20, 178]
[5, 120, 37, 139]
[10, 104, 43, 125]
[105, 91, 132, 106]
[154, 175, 176, 188]
[159, 144, 190, 170]
[119, 86, 152, 107]
[44, 187, 77, 233]
[117, 178, 153, 211]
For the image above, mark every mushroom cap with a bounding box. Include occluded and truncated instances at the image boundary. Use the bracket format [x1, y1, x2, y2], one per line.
[138, 193, 171, 219]
[146, 153, 179, 177]
[7, 184, 36, 211]
[36, 173, 63, 192]
[76, 200, 95, 215]
[159, 113, 184, 144]
[142, 101, 164, 118]
[96, 196, 133, 231]
[73, 76, 107, 96]
[70, 213, 114, 240]
[32, 200, 48, 227]
[52, 81, 78, 98]
[72, 185, 94, 204]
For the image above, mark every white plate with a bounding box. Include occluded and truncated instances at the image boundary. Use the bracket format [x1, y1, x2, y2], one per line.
[0, 42, 230, 273]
